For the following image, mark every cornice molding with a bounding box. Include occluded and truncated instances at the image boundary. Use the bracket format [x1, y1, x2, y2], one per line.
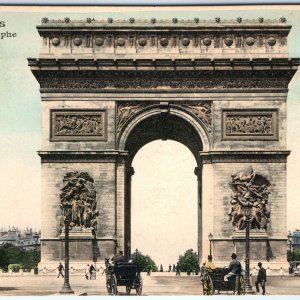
[38, 17, 290, 28]
[200, 150, 290, 164]
[38, 150, 128, 163]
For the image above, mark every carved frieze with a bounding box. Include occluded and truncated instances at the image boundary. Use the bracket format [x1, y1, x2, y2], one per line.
[51, 110, 107, 141]
[59, 171, 98, 232]
[36, 70, 291, 92]
[222, 110, 278, 140]
[228, 166, 271, 231]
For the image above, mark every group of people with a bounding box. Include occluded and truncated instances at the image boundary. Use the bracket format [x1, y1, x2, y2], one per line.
[56, 262, 98, 280]
[202, 253, 267, 295]
[85, 264, 97, 280]
[58, 251, 267, 295]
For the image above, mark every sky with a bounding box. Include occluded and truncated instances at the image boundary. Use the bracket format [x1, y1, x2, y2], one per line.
[1, 6, 300, 267]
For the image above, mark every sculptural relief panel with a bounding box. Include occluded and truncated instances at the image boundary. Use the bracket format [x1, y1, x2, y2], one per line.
[228, 166, 271, 231]
[59, 171, 98, 234]
[222, 109, 278, 140]
[50, 110, 107, 141]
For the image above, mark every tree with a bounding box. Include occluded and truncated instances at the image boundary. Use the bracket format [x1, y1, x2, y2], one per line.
[131, 250, 158, 272]
[177, 249, 198, 275]
[288, 249, 300, 262]
[0, 244, 40, 271]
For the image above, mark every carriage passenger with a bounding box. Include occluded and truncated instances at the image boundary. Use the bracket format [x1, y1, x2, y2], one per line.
[224, 253, 242, 281]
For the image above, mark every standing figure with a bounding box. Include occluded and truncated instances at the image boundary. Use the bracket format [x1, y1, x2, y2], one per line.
[89, 263, 96, 280]
[57, 262, 64, 278]
[255, 262, 267, 295]
[176, 263, 181, 276]
[85, 264, 90, 279]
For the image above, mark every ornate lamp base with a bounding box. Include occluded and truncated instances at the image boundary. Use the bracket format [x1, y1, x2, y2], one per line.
[59, 284, 74, 294]
[245, 284, 256, 295]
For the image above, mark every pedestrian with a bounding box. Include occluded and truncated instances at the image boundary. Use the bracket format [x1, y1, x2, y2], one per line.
[160, 264, 163, 272]
[176, 263, 181, 276]
[57, 262, 64, 278]
[168, 264, 172, 272]
[85, 264, 90, 280]
[89, 263, 96, 280]
[280, 267, 284, 278]
[255, 262, 267, 295]
[172, 264, 176, 272]
[147, 265, 151, 276]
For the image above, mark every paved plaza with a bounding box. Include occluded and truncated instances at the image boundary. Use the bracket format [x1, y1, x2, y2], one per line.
[0, 274, 299, 296]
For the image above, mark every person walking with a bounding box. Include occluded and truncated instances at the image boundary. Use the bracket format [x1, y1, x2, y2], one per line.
[255, 262, 267, 295]
[85, 264, 90, 280]
[57, 262, 64, 278]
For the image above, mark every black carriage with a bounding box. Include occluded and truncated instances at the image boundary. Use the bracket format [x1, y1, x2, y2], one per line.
[202, 267, 245, 295]
[105, 261, 143, 295]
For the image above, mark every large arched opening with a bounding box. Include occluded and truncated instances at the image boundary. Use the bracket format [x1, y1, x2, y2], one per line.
[131, 140, 198, 268]
[118, 105, 209, 261]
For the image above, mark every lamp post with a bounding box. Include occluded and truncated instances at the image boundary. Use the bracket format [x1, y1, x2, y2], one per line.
[33, 233, 39, 275]
[243, 202, 255, 294]
[208, 233, 213, 256]
[59, 206, 74, 294]
[288, 233, 293, 262]
[127, 241, 131, 261]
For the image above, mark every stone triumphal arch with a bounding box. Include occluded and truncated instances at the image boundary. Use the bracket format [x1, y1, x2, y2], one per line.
[29, 17, 299, 269]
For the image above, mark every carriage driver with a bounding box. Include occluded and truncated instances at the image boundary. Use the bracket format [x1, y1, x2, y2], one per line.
[111, 250, 126, 264]
[224, 253, 242, 281]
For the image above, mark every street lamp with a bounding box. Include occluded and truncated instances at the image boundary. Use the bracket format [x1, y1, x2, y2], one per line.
[288, 233, 294, 262]
[59, 206, 74, 294]
[208, 233, 213, 256]
[243, 202, 255, 294]
[127, 241, 131, 261]
[33, 233, 39, 275]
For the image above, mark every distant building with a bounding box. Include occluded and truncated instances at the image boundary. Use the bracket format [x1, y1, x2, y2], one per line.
[0, 227, 40, 250]
[292, 230, 300, 250]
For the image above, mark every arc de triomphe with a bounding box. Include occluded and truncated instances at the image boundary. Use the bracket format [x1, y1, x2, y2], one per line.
[28, 17, 299, 269]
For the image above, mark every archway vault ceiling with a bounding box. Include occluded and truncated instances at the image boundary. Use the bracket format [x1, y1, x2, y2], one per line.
[124, 113, 203, 165]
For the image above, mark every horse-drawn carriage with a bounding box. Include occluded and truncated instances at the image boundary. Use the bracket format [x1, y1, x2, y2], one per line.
[105, 259, 143, 295]
[202, 267, 245, 295]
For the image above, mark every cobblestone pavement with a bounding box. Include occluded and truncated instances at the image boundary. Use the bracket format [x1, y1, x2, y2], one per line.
[0, 274, 299, 296]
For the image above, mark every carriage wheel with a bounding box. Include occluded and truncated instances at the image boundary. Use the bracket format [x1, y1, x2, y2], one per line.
[203, 274, 214, 295]
[237, 276, 245, 295]
[135, 274, 143, 295]
[111, 275, 118, 295]
[126, 285, 131, 295]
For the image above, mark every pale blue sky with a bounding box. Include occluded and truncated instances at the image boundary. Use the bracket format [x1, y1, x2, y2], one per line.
[1, 6, 300, 266]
